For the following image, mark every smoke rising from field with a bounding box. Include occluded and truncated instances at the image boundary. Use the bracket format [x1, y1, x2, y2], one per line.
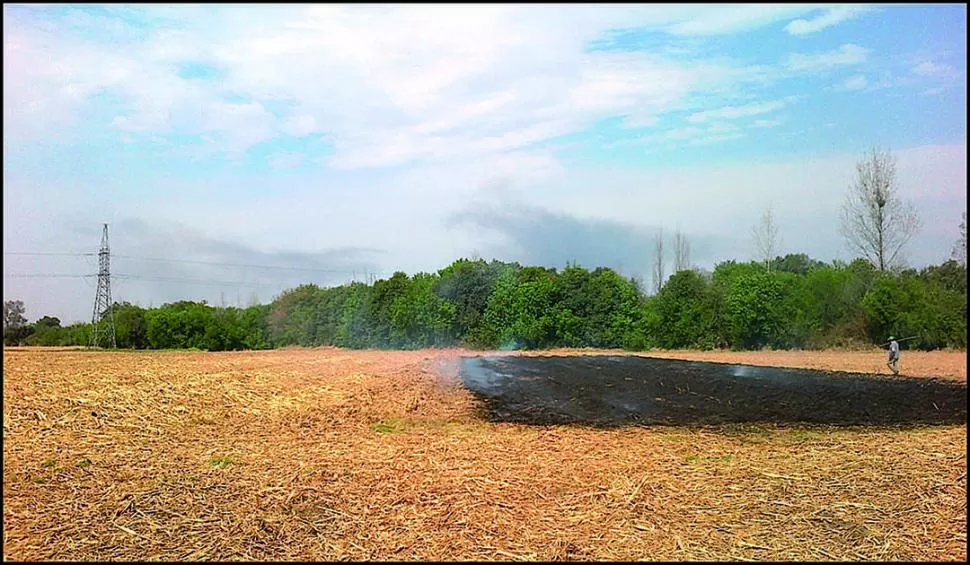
[447, 187, 724, 282]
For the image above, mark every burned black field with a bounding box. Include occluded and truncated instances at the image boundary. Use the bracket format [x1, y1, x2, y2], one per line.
[460, 355, 969, 427]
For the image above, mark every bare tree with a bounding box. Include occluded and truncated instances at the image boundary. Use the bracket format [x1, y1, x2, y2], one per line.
[673, 229, 691, 273]
[652, 227, 665, 294]
[953, 211, 967, 267]
[3, 300, 27, 329]
[752, 203, 780, 271]
[839, 147, 920, 272]
[631, 273, 647, 295]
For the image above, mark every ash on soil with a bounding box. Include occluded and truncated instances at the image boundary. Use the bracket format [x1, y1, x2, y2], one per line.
[459, 355, 968, 428]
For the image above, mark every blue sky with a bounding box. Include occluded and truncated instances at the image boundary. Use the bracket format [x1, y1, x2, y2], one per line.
[3, 4, 967, 323]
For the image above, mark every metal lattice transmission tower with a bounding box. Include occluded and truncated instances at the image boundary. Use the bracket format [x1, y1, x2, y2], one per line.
[90, 223, 117, 348]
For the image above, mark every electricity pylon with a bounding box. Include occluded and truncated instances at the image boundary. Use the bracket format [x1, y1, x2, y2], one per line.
[90, 223, 116, 348]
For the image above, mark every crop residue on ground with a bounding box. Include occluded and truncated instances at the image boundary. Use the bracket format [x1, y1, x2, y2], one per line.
[3, 347, 967, 561]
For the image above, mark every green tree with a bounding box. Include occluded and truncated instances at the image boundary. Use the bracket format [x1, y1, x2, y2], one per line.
[309, 285, 354, 346]
[63, 323, 92, 346]
[145, 301, 214, 349]
[475, 268, 520, 349]
[723, 272, 794, 349]
[267, 284, 321, 347]
[335, 283, 371, 349]
[390, 272, 457, 348]
[365, 272, 411, 348]
[920, 259, 967, 294]
[773, 253, 828, 275]
[507, 272, 558, 349]
[435, 259, 518, 347]
[111, 303, 149, 349]
[241, 305, 270, 349]
[476, 266, 558, 350]
[648, 269, 717, 349]
[25, 316, 62, 346]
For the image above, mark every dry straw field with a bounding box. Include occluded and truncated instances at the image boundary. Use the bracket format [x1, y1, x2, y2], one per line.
[3, 347, 966, 561]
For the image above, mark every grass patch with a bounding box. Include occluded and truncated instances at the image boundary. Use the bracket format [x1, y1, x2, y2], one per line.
[791, 431, 823, 442]
[40, 459, 56, 470]
[719, 424, 777, 444]
[441, 421, 478, 435]
[686, 453, 734, 465]
[209, 454, 235, 468]
[372, 419, 408, 434]
[75, 458, 91, 469]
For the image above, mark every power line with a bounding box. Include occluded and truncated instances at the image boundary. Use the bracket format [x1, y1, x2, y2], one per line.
[114, 274, 289, 288]
[3, 251, 95, 257]
[112, 254, 379, 274]
[6, 250, 382, 276]
[3, 272, 337, 288]
[3, 273, 97, 278]
[3, 272, 354, 288]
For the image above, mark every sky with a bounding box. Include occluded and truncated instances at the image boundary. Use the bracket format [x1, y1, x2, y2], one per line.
[3, 3, 967, 325]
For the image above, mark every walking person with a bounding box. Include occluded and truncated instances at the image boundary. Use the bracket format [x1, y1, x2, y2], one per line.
[886, 336, 900, 375]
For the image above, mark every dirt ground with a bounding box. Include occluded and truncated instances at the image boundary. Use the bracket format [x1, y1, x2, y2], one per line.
[3, 347, 966, 561]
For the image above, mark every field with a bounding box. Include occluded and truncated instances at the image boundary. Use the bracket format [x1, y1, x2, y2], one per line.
[3, 347, 966, 561]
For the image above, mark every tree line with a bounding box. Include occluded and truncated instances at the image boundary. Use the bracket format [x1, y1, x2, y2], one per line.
[3, 253, 966, 351]
[3, 147, 966, 352]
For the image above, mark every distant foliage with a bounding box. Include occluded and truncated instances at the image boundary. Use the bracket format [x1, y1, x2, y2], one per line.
[647, 269, 717, 350]
[3, 300, 30, 346]
[7, 254, 967, 352]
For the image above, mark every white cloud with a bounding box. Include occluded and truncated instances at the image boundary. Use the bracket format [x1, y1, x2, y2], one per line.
[785, 43, 869, 72]
[752, 118, 784, 128]
[912, 60, 957, 78]
[842, 74, 868, 91]
[632, 121, 745, 147]
[194, 100, 279, 155]
[667, 5, 817, 36]
[901, 56, 964, 95]
[920, 86, 947, 96]
[664, 126, 704, 140]
[282, 114, 319, 137]
[687, 99, 787, 123]
[785, 6, 873, 35]
[2, 6, 835, 168]
[706, 122, 742, 135]
[864, 72, 901, 91]
[621, 114, 659, 128]
[687, 132, 745, 146]
[3, 22, 128, 138]
[269, 152, 304, 169]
